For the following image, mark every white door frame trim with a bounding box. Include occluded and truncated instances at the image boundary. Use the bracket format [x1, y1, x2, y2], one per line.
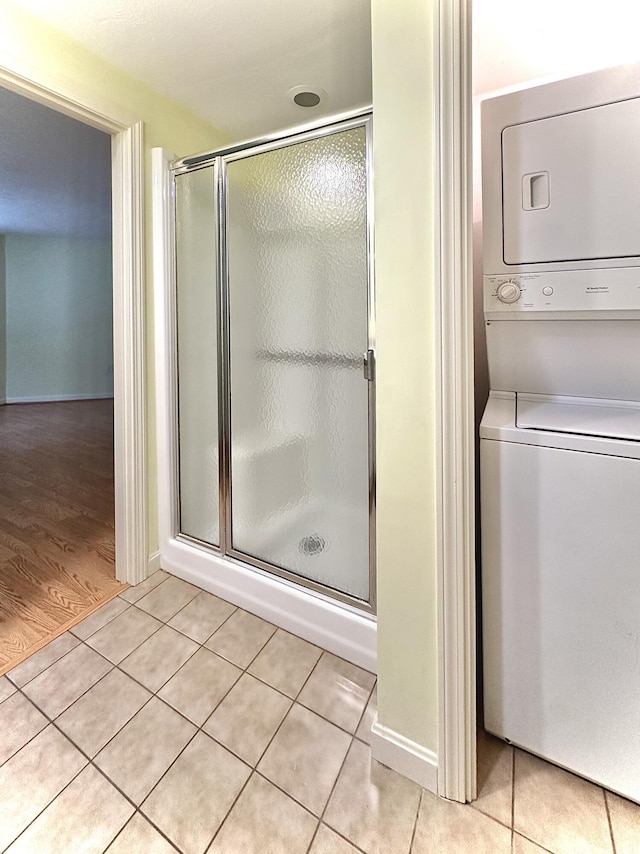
[434, 0, 476, 801]
[0, 64, 147, 587]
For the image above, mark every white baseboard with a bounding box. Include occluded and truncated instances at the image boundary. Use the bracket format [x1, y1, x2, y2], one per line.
[161, 537, 377, 673]
[370, 718, 438, 793]
[6, 392, 115, 404]
[147, 550, 161, 575]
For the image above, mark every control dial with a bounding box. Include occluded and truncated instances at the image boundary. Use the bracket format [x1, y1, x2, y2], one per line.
[496, 280, 522, 304]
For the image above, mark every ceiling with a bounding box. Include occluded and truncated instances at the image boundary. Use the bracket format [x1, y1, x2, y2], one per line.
[8, 0, 373, 143]
[4, 0, 640, 238]
[473, 0, 640, 95]
[0, 86, 111, 239]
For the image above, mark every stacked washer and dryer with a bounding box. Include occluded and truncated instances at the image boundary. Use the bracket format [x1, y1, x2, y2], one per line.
[480, 63, 640, 803]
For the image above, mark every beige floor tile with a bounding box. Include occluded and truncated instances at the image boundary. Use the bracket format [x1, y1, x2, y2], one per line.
[142, 731, 251, 854]
[21, 643, 112, 719]
[309, 824, 360, 854]
[257, 703, 350, 816]
[606, 790, 640, 854]
[355, 684, 377, 745]
[5, 764, 133, 854]
[168, 590, 236, 643]
[0, 692, 48, 765]
[0, 725, 87, 851]
[85, 606, 162, 663]
[513, 834, 553, 853]
[56, 668, 151, 757]
[119, 569, 169, 603]
[298, 652, 375, 733]
[70, 597, 130, 640]
[7, 632, 80, 687]
[248, 629, 322, 698]
[514, 749, 613, 854]
[135, 575, 200, 622]
[205, 608, 276, 668]
[204, 672, 292, 766]
[94, 697, 196, 805]
[473, 729, 513, 827]
[158, 647, 241, 725]
[0, 675, 17, 703]
[208, 772, 317, 854]
[105, 813, 178, 854]
[119, 625, 199, 692]
[413, 790, 511, 854]
[324, 739, 421, 854]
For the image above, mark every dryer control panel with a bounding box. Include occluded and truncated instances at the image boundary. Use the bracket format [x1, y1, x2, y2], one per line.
[485, 268, 640, 315]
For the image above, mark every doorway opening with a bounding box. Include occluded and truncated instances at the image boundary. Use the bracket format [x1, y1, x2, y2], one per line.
[0, 67, 146, 674]
[0, 86, 122, 673]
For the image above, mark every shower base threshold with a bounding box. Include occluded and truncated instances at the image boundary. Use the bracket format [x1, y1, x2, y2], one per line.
[159, 534, 377, 672]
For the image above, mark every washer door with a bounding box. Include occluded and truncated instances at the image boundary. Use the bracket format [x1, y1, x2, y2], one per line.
[481, 437, 640, 803]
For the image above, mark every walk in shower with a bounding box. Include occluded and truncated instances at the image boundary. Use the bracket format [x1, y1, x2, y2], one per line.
[155, 111, 375, 626]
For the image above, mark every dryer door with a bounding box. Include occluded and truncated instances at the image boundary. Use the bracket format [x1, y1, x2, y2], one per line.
[502, 97, 640, 265]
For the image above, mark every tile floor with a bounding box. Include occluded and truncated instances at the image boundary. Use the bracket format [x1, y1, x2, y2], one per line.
[1, 569, 639, 853]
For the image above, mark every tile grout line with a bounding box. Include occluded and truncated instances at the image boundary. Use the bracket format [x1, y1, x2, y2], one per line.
[511, 744, 516, 833]
[603, 789, 617, 854]
[97, 812, 182, 854]
[200, 768, 257, 853]
[470, 799, 522, 835]
[309, 732, 370, 854]
[408, 786, 425, 854]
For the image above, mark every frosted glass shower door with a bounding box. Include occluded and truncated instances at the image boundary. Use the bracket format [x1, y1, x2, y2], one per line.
[175, 166, 220, 546]
[225, 125, 371, 602]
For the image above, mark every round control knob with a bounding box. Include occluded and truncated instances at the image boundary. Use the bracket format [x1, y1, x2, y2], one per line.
[496, 280, 521, 304]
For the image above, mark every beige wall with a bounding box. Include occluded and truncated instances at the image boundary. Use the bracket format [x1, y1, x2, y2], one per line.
[0, 1, 227, 552]
[371, 0, 439, 752]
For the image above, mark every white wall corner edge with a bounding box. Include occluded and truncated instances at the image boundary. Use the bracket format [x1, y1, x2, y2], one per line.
[147, 550, 162, 576]
[370, 717, 438, 793]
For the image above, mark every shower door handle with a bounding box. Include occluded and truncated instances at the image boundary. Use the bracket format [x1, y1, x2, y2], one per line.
[363, 349, 375, 382]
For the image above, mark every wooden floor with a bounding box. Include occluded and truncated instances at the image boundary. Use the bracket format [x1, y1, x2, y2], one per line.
[0, 399, 125, 674]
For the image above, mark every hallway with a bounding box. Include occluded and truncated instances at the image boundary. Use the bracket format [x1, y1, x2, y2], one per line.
[0, 400, 123, 672]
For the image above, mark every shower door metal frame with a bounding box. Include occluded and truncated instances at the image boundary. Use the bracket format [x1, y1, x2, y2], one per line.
[172, 111, 376, 614]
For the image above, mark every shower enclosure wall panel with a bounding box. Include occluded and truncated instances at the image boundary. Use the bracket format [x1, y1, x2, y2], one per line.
[175, 166, 220, 547]
[155, 115, 374, 656]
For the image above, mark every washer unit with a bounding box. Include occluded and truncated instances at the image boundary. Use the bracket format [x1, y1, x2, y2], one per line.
[480, 63, 640, 803]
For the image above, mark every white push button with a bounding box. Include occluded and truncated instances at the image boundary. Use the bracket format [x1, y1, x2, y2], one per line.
[542, 286, 553, 296]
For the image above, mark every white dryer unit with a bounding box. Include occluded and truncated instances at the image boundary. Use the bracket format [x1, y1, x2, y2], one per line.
[481, 63, 640, 803]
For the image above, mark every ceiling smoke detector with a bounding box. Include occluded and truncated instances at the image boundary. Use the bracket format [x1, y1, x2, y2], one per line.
[288, 86, 326, 108]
